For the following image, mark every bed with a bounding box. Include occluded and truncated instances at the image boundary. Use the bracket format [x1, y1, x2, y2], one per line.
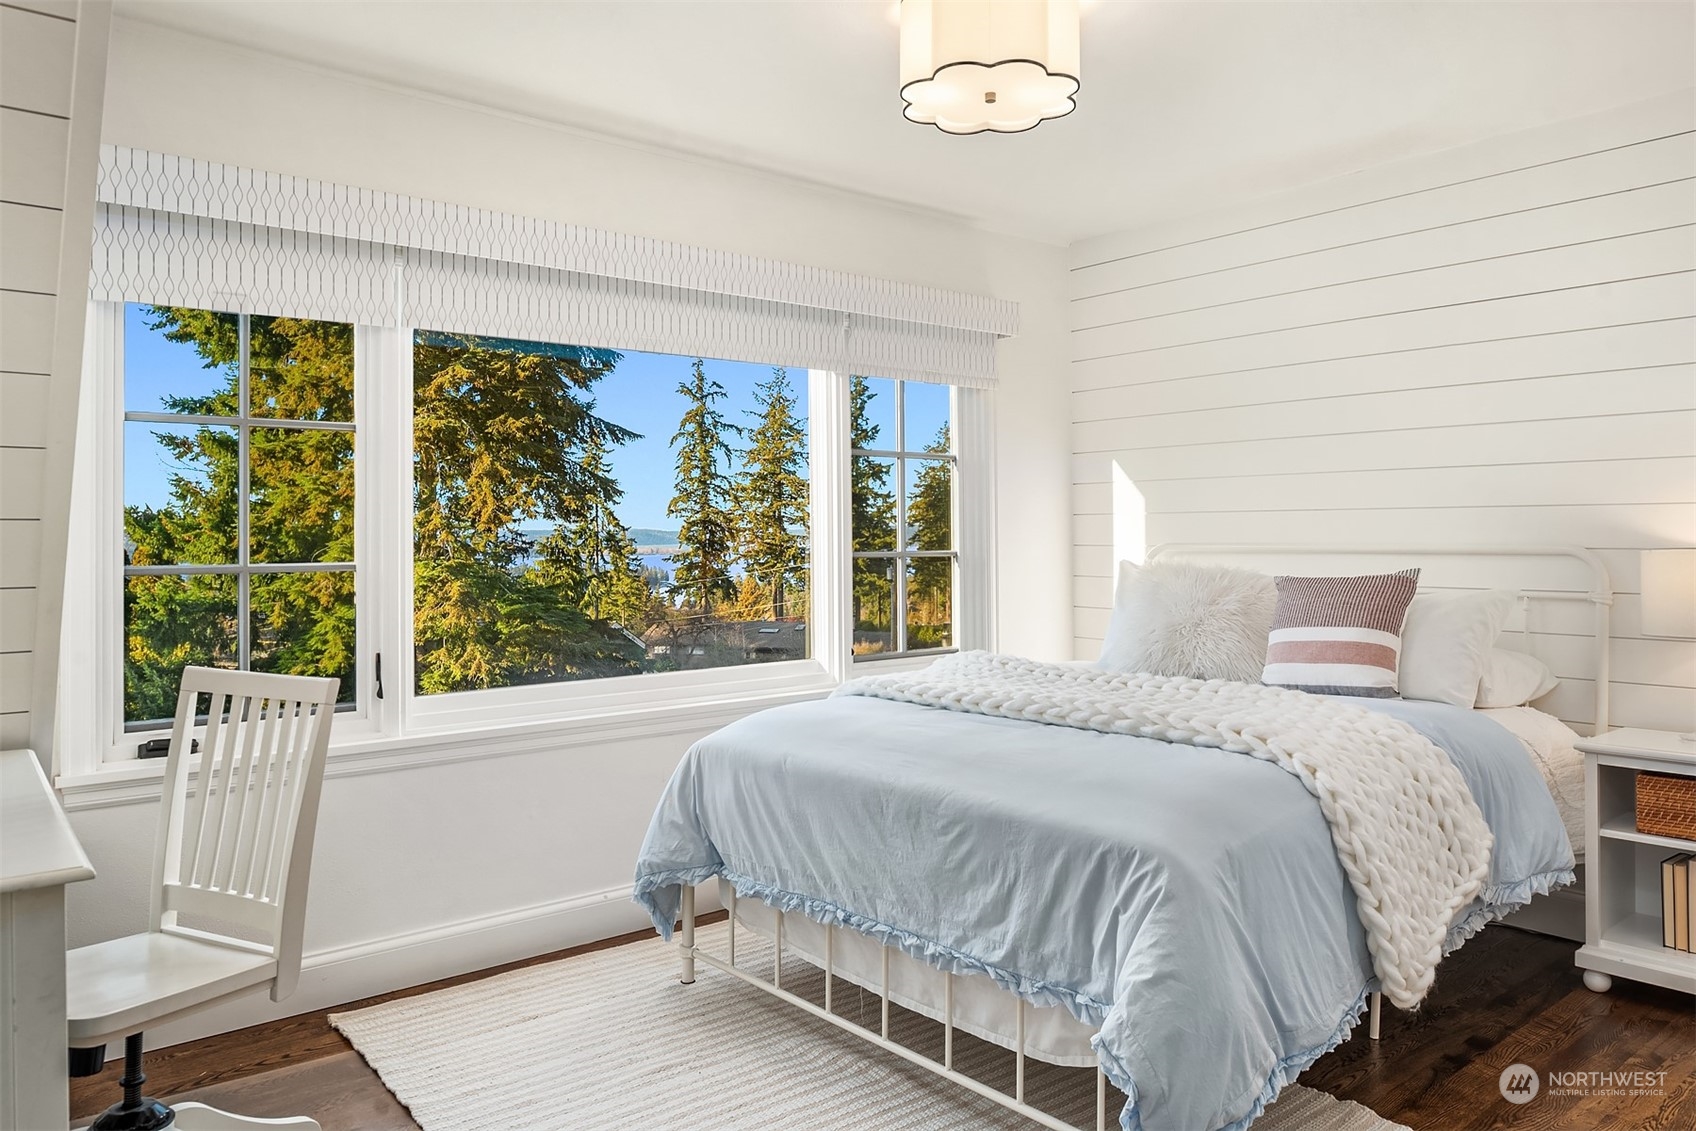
[633, 545, 1609, 1131]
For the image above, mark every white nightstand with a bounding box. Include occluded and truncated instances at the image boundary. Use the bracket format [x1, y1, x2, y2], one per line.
[1574, 728, 1696, 995]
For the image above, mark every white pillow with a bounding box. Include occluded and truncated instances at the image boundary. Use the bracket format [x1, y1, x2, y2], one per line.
[1476, 648, 1559, 708]
[1398, 590, 1515, 707]
[1098, 560, 1277, 683]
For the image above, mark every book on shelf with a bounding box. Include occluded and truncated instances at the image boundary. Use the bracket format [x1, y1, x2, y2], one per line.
[1664, 852, 1693, 952]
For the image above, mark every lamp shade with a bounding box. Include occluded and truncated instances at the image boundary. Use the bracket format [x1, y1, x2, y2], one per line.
[1641, 549, 1696, 638]
[900, 0, 1080, 135]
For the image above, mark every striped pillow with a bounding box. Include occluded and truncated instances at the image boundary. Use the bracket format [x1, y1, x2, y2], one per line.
[1261, 569, 1421, 697]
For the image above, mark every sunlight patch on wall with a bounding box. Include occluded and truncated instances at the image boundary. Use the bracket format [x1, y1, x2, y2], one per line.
[1111, 456, 1145, 569]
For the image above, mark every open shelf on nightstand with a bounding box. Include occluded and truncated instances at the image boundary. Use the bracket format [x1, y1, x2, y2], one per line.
[1597, 814, 1696, 853]
[1601, 911, 1682, 953]
[1577, 737, 1696, 996]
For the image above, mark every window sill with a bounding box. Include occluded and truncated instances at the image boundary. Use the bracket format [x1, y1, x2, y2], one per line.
[849, 649, 957, 673]
[56, 674, 838, 812]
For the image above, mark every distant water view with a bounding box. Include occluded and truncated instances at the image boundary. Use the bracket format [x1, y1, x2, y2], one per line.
[627, 528, 682, 579]
[637, 551, 678, 579]
[519, 524, 682, 581]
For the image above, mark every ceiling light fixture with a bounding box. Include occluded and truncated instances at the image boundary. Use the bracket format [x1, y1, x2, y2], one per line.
[900, 0, 1080, 135]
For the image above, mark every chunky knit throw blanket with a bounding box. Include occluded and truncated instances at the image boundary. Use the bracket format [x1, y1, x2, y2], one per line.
[837, 652, 1493, 1010]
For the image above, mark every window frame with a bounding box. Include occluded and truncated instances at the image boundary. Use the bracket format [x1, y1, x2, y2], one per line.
[391, 334, 839, 735]
[850, 379, 958, 660]
[118, 311, 360, 730]
[75, 302, 380, 765]
[64, 304, 989, 778]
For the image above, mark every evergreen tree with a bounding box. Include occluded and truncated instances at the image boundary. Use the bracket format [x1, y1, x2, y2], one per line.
[413, 332, 635, 568]
[528, 433, 650, 629]
[733, 367, 808, 620]
[410, 333, 648, 688]
[123, 314, 649, 714]
[668, 359, 740, 610]
[848, 376, 896, 640]
[849, 376, 895, 552]
[905, 424, 954, 648]
[412, 557, 641, 694]
[906, 423, 952, 552]
[124, 311, 357, 720]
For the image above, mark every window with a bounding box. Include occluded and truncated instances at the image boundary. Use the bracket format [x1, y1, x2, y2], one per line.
[121, 305, 357, 726]
[410, 332, 810, 696]
[81, 306, 981, 767]
[68, 150, 1012, 776]
[850, 377, 954, 657]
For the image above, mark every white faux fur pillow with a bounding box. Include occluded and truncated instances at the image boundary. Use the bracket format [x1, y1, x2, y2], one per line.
[1098, 560, 1278, 683]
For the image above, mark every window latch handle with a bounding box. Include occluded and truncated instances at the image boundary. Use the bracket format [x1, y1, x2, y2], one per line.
[375, 651, 385, 700]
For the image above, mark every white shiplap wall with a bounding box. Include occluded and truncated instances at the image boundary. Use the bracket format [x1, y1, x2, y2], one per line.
[1069, 91, 1696, 735]
[0, 0, 109, 753]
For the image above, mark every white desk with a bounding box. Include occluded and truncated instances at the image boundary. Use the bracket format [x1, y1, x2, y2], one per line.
[2, 748, 95, 1131]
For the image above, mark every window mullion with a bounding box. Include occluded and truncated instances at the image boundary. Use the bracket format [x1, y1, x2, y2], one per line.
[894, 456, 908, 655]
[390, 326, 417, 732]
[354, 323, 410, 737]
[808, 369, 852, 683]
[953, 385, 994, 653]
[237, 312, 252, 670]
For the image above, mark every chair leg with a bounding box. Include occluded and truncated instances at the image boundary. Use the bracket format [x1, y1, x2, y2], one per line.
[88, 1033, 173, 1131]
[68, 1044, 108, 1078]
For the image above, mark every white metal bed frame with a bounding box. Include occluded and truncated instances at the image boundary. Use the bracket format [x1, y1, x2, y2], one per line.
[672, 543, 1613, 1131]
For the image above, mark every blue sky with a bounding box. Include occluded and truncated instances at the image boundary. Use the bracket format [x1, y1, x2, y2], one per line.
[122, 305, 949, 533]
[585, 349, 809, 531]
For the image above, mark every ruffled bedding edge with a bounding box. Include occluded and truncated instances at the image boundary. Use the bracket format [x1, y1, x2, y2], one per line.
[634, 865, 1115, 1025]
[633, 864, 1577, 1131]
[1444, 866, 1577, 954]
[1187, 865, 1577, 1131]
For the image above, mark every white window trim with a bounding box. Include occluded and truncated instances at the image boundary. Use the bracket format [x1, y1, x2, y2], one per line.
[849, 380, 962, 662]
[58, 303, 994, 791]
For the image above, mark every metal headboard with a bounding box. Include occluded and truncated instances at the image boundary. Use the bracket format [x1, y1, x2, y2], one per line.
[1143, 543, 1614, 733]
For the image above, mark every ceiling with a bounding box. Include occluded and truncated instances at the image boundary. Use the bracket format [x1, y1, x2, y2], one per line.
[114, 1, 1696, 245]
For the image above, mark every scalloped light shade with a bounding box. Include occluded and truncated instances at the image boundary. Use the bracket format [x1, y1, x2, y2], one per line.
[900, 0, 1081, 135]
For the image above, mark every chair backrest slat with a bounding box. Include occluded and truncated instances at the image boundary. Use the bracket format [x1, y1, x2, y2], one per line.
[211, 692, 268, 894]
[150, 685, 202, 930]
[238, 695, 289, 898]
[264, 698, 319, 905]
[188, 690, 244, 888]
[149, 667, 338, 1003]
[175, 690, 222, 894]
[260, 697, 303, 903]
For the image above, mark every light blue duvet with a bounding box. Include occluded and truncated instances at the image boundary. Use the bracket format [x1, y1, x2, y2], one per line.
[633, 691, 1574, 1131]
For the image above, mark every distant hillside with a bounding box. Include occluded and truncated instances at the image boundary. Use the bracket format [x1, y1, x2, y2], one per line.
[629, 527, 681, 550]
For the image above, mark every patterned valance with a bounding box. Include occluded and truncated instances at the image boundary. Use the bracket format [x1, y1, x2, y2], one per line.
[89, 146, 1017, 386]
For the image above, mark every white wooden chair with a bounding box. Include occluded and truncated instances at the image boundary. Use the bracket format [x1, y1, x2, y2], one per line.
[67, 667, 339, 1131]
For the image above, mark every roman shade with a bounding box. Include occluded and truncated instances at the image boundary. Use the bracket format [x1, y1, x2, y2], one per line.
[88, 146, 1018, 386]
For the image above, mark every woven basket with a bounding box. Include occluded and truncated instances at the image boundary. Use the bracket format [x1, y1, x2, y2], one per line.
[1637, 772, 1696, 841]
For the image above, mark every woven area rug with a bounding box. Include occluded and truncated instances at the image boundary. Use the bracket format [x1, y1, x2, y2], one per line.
[331, 922, 1409, 1131]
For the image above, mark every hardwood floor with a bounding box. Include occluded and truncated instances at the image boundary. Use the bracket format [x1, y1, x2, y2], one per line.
[71, 920, 1693, 1131]
[1302, 926, 1695, 1130]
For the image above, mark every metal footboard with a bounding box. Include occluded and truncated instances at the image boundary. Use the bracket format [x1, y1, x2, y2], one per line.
[678, 884, 1113, 1131]
[677, 884, 1384, 1128]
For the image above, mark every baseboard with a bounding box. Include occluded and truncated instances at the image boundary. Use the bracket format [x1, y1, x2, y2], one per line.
[120, 881, 721, 1059]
